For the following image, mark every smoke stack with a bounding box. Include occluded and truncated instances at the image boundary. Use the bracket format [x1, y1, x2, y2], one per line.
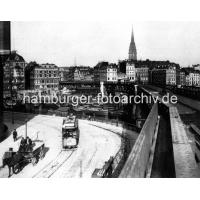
[0, 21, 11, 55]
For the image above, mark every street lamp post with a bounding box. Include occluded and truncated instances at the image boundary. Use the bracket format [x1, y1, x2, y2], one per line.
[25, 119, 28, 139]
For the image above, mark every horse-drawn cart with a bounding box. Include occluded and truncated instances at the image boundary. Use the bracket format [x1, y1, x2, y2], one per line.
[2, 140, 45, 175]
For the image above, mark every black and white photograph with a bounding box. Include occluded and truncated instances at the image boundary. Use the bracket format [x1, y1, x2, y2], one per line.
[1, 20, 200, 179]
[1, 3, 200, 193]
[3, 1, 200, 200]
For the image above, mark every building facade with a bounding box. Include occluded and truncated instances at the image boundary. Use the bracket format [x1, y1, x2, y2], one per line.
[3, 51, 26, 97]
[73, 66, 94, 82]
[182, 67, 200, 87]
[151, 69, 166, 86]
[28, 63, 60, 91]
[59, 67, 70, 82]
[166, 68, 176, 85]
[107, 64, 118, 82]
[179, 70, 186, 86]
[94, 62, 108, 82]
[136, 67, 149, 84]
[186, 72, 200, 86]
[185, 74, 193, 86]
[94, 62, 118, 82]
[126, 61, 136, 82]
[151, 67, 176, 86]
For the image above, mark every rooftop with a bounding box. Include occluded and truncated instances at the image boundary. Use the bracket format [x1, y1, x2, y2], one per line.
[6, 51, 25, 63]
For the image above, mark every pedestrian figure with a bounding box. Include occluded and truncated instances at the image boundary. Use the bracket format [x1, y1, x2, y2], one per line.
[26, 137, 33, 151]
[28, 137, 32, 146]
[19, 137, 26, 152]
[13, 129, 18, 142]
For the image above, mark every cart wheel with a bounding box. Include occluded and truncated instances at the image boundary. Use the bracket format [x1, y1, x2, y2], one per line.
[31, 157, 37, 166]
[13, 164, 20, 174]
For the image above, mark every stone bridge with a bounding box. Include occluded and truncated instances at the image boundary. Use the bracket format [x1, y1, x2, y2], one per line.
[119, 87, 200, 178]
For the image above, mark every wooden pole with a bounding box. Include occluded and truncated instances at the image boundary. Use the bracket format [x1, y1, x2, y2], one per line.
[25, 120, 27, 138]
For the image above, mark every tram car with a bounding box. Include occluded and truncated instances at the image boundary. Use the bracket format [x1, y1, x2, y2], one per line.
[62, 114, 79, 149]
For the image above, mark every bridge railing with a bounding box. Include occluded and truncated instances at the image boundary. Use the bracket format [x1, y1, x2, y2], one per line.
[119, 103, 159, 177]
[140, 86, 200, 177]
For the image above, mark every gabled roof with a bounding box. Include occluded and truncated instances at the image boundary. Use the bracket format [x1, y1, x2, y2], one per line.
[6, 51, 25, 62]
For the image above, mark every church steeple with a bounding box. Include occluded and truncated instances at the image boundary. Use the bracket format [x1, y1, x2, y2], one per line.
[128, 27, 137, 60]
[131, 27, 134, 41]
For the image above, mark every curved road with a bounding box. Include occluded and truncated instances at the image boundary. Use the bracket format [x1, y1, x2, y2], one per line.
[0, 114, 121, 178]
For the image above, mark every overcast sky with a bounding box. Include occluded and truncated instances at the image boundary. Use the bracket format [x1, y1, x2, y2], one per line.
[11, 21, 200, 67]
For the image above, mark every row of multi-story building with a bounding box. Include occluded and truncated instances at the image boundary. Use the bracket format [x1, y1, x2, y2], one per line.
[4, 50, 200, 99]
[3, 51, 96, 97]
[150, 65, 200, 87]
[3, 29, 200, 99]
[24, 59, 200, 88]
